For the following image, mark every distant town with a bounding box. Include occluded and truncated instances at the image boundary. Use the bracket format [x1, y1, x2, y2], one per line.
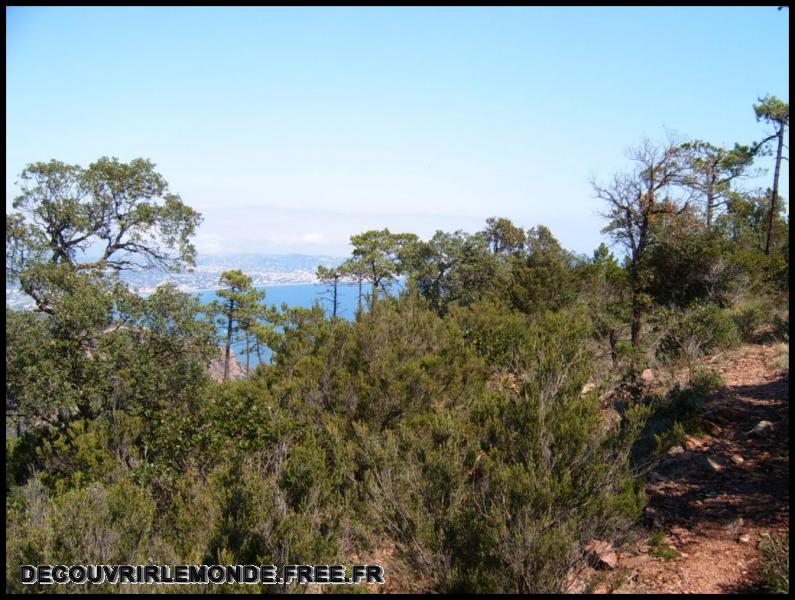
[5, 253, 345, 309]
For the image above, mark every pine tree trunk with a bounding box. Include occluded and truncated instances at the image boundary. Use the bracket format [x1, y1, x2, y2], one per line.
[333, 277, 338, 318]
[223, 301, 234, 381]
[609, 328, 618, 367]
[765, 125, 785, 256]
[245, 331, 251, 374]
[706, 191, 714, 228]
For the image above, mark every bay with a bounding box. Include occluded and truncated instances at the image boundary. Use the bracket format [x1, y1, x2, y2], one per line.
[197, 282, 371, 368]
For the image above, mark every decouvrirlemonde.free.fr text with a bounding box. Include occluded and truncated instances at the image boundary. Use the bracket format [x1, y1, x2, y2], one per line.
[21, 564, 385, 585]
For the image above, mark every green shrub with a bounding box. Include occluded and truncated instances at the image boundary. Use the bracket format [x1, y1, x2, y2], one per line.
[668, 367, 722, 433]
[649, 530, 679, 560]
[730, 301, 768, 340]
[773, 312, 789, 342]
[364, 308, 647, 593]
[759, 534, 789, 594]
[654, 421, 687, 454]
[5, 476, 157, 593]
[656, 303, 740, 365]
[633, 367, 723, 468]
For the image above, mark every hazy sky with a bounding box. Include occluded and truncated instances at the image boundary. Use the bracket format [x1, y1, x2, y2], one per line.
[6, 7, 789, 257]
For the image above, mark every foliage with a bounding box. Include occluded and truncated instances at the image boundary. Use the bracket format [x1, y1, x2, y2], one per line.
[5, 115, 790, 593]
[401, 229, 505, 314]
[649, 530, 679, 561]
[655, 302, 740, 365]
[346, 228, 418, 307]
[7, 157, 201, 313]
[210, 269, 269, 377]
[759, 534, 789, 594]
[509, 225, 582, 315]
[730, 300, 768, 340]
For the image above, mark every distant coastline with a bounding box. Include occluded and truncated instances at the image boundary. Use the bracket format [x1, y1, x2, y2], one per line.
[6, 253, 348, 310]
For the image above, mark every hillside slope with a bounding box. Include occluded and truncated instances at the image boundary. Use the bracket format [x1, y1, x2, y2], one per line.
[596, 342, 789, 594]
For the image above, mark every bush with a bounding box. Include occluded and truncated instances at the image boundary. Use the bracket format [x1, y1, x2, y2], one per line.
[649, 530, 679, 560]
[654, 421, 687, 454]
[6, 476, 157, 593]
[730, 301, 768, 340]
[363, 308, 647, 593]
[635, 367, 723, 467]
[656, 303, 740, 365]
[759, 534, 789, 594]
[773, 312, 789, 342]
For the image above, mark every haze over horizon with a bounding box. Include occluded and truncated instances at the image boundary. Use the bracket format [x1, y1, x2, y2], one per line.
[7, 6, 789, 257]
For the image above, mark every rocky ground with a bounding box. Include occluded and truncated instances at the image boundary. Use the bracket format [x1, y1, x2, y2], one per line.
[581, 342, 789, 594]
[208, 346, 249, 381]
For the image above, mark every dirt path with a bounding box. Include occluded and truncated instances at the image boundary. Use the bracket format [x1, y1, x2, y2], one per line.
[603, 343, 789, 594]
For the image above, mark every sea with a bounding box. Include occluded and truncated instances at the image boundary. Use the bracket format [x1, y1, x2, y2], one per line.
[197, 282, 372, 367]
[7, 280, 382, 368]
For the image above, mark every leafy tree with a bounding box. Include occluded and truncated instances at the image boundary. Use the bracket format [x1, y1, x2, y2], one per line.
[7, 157, 201, 314]
[676, 141, 756, 228]
[484, 217, 526, 254]
[594, 138, 687, 347]
[348, 229, 418, 308]
[401, 229, 503, 314]
[509, 225, 580, 315]
[580, 243, 630, 367]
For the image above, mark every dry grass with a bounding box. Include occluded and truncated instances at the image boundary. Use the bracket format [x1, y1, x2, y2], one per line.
[771, 343, 789, 375]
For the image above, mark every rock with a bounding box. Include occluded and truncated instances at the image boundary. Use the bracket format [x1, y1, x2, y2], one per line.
[667, 445, 685, 456]
[621, 554, 650, 569]
[640, 368, 655, 385]
[696, 454, 723, 473]
[563, 565, 597, 594]
[730, 454, 745, 465]
[724, 517, 744, 531]
[562, 572, 588, 594]
[703, 420, 722, 436]
[744, 420, 775, 439]
[645, 507, 663, 528]
[670, 525, 690, 539]
[684, 435, 705, 452]
[738, 534, 752, 544]
[600, 408, 622, 434]
[208, 347, 248, 381]
[585, 539, 619, 570]
[581, 382, 597, 396]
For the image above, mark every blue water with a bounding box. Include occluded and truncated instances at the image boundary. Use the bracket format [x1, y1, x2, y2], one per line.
[196, 282, 368, 319]
[197, 282, 372, 368]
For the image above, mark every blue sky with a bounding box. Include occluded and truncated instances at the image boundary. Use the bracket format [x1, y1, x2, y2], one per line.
[6, 7, 789, 257]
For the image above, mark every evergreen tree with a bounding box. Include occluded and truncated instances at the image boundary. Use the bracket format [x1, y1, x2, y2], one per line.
[211, 270, 266, 380]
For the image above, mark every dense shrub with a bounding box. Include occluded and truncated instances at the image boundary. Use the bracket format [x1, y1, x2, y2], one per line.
[5, 203, 788, 593]
[363, 307, 647, 592]
[636, 366, 725, 466]
[6, 476, 157, 593]
[656, 302, 740, 365]
[773, 312, 789, 342]
[730, 301, 768, 340]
